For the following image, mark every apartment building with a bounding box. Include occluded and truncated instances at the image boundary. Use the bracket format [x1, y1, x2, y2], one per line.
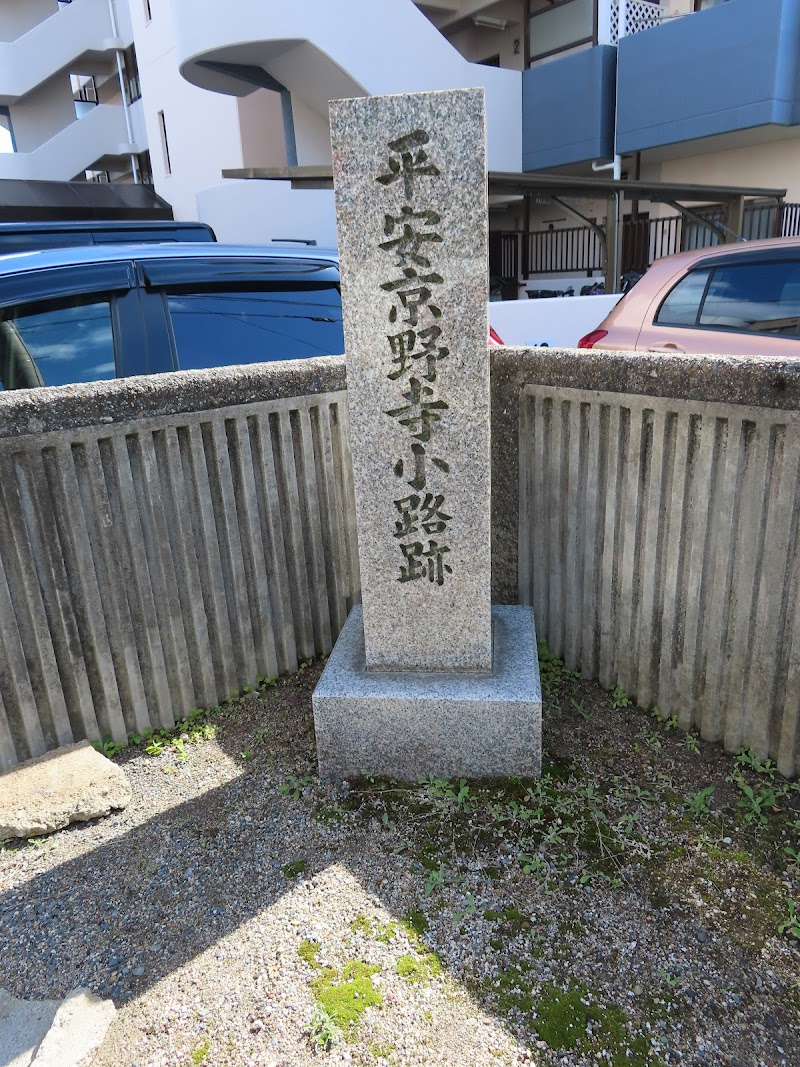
[2, 1, 799, 275]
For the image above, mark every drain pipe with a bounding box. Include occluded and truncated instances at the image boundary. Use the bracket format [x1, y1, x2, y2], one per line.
[591, 0, 628, 289]
[107, 0, 139, 183]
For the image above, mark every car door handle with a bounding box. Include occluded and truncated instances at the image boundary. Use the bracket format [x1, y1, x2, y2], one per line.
[647, 343, 686, 353]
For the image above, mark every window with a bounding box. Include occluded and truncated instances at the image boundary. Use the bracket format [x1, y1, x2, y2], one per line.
[123, 46, 141, 104]
[163, 284, 344, 372]
[655, 269, 710, 326]
[699, 262, 800, 336]
[157, 110, 171, 174]
[0, 296, 116, 390]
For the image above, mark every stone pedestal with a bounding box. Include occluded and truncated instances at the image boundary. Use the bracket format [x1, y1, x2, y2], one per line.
[314, 606, 541, 781]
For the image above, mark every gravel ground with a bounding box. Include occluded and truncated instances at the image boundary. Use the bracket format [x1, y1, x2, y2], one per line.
[1, 655, 799, 1067]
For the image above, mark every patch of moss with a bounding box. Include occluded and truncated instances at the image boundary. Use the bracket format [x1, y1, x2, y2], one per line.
[401, 910, 429, 939]
[310, 960, 383, 1030]
[396, 950, 443, 983]
[350, 913, 399, 942]
[532, 982, 663, 1067]
[282, 859, 307, 879]
[298, 939, 321, 968]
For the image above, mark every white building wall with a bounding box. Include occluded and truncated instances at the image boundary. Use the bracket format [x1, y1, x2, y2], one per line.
[0, 0, 58, 42]
[9, 73, 75, 153]
[129, 0, 247, 220]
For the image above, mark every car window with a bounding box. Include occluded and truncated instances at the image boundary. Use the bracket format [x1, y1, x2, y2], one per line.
[699, 261, 800, 336]
[655, 269, 711, 326]
[0, 295, 116, 389]
[163, 283, 344, 371]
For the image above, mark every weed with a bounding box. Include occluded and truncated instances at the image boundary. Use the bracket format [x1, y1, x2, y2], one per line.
[687, 786, 715, 817]
[778, 900, 800, 941]
[735, 749, 776, 779]
[309, 1004, 340, 1049]
[190, 1040, 211, 1065]
[279, 774, 314, 800]
[519, 852, 547, 876]
[424, 863, 446, 896]
[735, 775, 781, 825]
[240, 749, 252, 761]
[283, 859, 308, 879]
[571, 697, 589, 721]
[91, 735, 127, 759]
[610, 686, 631, 709]
[659, 968, 681, 989]
[682, 734, 700, 754]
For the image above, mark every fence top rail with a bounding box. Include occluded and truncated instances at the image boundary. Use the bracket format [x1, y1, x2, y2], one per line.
[0, 354, 347, 442]
[492, 347, 800, 412]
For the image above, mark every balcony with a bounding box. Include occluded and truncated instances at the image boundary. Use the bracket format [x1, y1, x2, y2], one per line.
[0, 0, 131, 105]
[616, 0, 800, 154]
[0, 99, 144, 181]
[172, 0, 521, 171]
[522, 45, 615, 170]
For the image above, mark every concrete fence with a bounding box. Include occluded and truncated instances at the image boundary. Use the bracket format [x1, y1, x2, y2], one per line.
[0, 358, 356, 771]
[1, 349, 799, 776]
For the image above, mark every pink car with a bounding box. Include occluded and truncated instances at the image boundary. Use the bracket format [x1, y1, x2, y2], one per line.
[578, 236, 800, 356]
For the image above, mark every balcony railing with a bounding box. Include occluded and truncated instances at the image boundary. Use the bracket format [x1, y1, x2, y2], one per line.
[528, 0, 664, 65]
[489, 203, 800, 283]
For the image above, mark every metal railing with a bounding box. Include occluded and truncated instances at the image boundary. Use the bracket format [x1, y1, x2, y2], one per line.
[488, 203, 800, 279]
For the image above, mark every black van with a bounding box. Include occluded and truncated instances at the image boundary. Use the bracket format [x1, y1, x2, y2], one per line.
[0, 219, 216, 255]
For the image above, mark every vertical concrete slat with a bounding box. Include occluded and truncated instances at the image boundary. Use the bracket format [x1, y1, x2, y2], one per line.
[616, 405, 644, 699]
[722, 421, 771, 753]
[19, 448, 98, 745]
[580, 399, 603, 681]
[133, 431, 196, 717]
[108, 434, 174, 730]
[564, 396, 582, 671]
[79, 438, 150, 737]
[656, 411, 690, 718]
[207, 418, 258, 688]
[0, 687, 17, 772]
[598, 404, 622, 690]
[742, 424, 797, 757]
[51, 440, 127, 744]
[547, 398, 565, 657]
[157, 427, 217, 709]
[697, 417, 740, 742]
[276, 408, 315, 662]
[636, 408, 667, 711]
[315, 401, 350, 640]
[184, 423, 237, 697]
[517, 389, 535, 609]
[0, 454, 73, 750]
[250, 412, 297, 676]
[297, 406, 333, 656]
[673, 412, 716, 729]
[0, 543, 45, 762]
[225, 416, 280, 683]
[333, 397, 361, 609]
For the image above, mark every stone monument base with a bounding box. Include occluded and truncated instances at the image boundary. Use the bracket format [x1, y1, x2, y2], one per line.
[312, 605, 542, 781]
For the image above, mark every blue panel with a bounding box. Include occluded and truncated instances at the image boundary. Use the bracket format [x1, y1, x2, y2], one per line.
[522, 46, 616, 171]
[617, 0, 800, 154]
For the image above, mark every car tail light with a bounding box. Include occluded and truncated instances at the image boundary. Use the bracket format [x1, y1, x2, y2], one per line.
[577, 329, 608, 349]
[489, 326, 504, 346]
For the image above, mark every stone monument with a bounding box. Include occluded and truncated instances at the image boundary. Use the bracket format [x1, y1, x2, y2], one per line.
[312, 87, 541, 780]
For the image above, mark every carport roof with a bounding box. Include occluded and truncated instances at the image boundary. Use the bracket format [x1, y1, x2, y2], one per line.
[0, 179, 174, 222]
[221, 166, 787, 204]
